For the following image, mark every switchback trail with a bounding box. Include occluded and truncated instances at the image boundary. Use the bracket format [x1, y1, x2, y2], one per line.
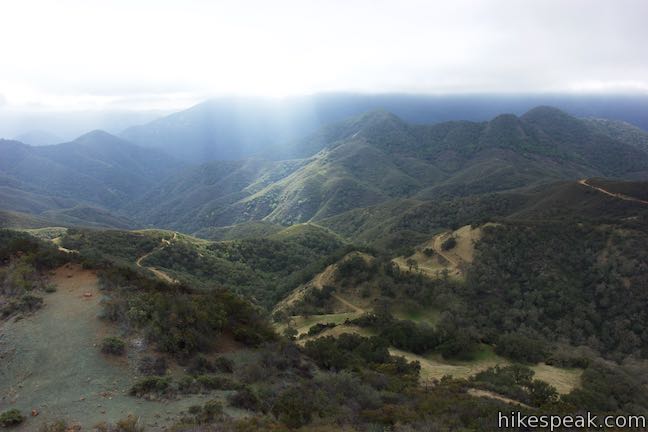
[578, 178, 648, 205]
[135, 234, 178, 284]
[432, 233, 460, 267]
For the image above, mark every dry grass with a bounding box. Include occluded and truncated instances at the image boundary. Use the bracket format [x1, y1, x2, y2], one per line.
[531, 363, 582, 394]
[391, 347, 505, 382]
[392, 347, 581, 394]
[392, 224, 484, 279]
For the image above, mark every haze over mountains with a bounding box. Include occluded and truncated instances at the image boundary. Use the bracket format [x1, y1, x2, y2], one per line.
[2, 98, 648, 235]
[119, 94, 648, 162]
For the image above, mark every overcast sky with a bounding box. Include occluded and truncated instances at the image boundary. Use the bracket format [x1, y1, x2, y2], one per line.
[1, 0, 647, 111]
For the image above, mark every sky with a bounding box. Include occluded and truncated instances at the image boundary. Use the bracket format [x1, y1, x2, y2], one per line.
[1, 0, 647, 112]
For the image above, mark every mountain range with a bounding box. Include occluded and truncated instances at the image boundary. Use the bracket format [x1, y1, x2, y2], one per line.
[119, 94, 648, 162]
[2, 103, 648, 236]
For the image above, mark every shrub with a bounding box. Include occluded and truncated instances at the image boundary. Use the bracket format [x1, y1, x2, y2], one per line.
[495, 332, 546, 363]
[177, 375, 199, 394]
[272, 386, 317, 428]
[437, 332, 477, 360]
[129, 376, 171, 398]
[195, 374, 240, 391]
[228, 387, 262, 412]
[39, 420, 67, 432]
[307, 322, 336, 336]
[187, 355, 234, 375]
[138, 356, 167, 376]
[115, 415, 144, 432]
[283, 326, 298, 340]
[101, 337, 126, 356]
[183, 399, 223, 424]
[441, 237, 457, 251]
[213, 356, 234, 373]
[0, 409, 25, 427]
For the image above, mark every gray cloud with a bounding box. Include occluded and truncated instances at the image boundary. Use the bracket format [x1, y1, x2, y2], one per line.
[0, 0, 647, 111]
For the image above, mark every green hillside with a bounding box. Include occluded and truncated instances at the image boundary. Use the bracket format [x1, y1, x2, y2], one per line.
[127, 107, 648, 232]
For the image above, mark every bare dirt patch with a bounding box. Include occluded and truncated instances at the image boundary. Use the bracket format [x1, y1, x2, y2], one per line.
[393, 224, 483, 279]
[0, 264, 225, 431]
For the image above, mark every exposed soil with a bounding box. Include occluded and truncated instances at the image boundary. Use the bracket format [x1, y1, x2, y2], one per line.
[135, 235, 178, 284]
[0, 264, 225, 431]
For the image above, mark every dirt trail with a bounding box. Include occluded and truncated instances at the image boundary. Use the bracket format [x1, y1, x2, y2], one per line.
[332, 294, 364, 313]
[273, 252, 372, 315]
[579, 178, 648, 205]
[432, 233, 460, 267]
[0, 264, 211, 430]
[467, 388, 533, 409]
[135, 234, 178, 284]
[51, 236, 77, 254]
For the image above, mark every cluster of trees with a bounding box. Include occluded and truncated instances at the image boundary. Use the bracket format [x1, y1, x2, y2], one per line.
[60, 228, 160, 264]
[471, 365, 558, 407]
[98, 265, 276, 358]
[142, 232, 353, 308]
[0, 230, 68, 319]
[465, 222, 648, 360]
[304, 333, 420, 381]
[351, 311, 479, 360]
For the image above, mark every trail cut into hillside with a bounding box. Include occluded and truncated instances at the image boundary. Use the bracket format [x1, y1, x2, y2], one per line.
[273, 251, 372, 316]
[393, 224, 484, 278]
[579, 178, 648, 205]
[135, 233, 178, 284]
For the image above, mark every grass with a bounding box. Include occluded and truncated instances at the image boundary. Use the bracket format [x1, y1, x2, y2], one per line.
[391, 345, 581, 395]
[531, 363, 583, 395]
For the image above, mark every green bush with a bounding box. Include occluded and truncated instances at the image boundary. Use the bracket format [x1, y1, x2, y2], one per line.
[495, 332, 547, 363]
[195, 374, 240, 391]
[187, 355, 234, 375]
[101, 336, 126, 356]
[183, 399, 223, 425]
[228, 387, 262, 412]
[129, 376, 171, 398]
[441, 236, 456, 251]
[0, 409, 25, 427]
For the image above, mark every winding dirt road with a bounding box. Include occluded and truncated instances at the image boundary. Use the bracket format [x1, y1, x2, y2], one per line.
[578, 178, 648, 205]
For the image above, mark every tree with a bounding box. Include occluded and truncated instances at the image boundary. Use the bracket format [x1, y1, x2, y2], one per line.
[283, 326, 298, 341]
[406, 258, 418, 272]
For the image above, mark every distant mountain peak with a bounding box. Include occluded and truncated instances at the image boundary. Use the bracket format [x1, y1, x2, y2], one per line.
[353, 109, 406, 127]
[74, 129, 119, 142]
[521, 105, 572, 122]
